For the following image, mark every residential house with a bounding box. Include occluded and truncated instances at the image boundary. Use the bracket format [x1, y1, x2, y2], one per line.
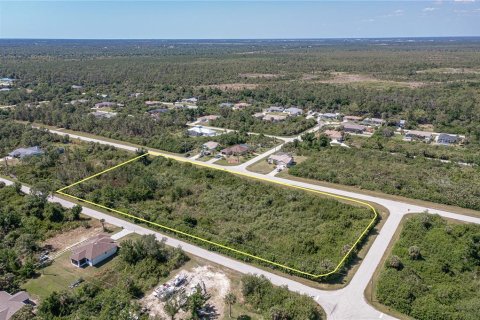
[148, 108, 169, 115]
[219, 102, 234, 108]
[263, 114, 287, 122]
[90, 111, 117, 119]
[268, 153, 294, 167]
[404, 130, 433, 142]
[70, 99, 89, 105]
[323, 130, 344, 142]
[318, 113, 342, 121]
[0, 78, 14, 88]
[174, 102, 198, 109]
[283, 107, 303, 116]
[187, 126, 218, 137]
[197, 115, 220, 123]
[435, 133, 460, 145]
[8, 146, 44, 159]
[265, 106, 284, 113]
[233, 102, 251, 110]
[93, 102, 118, 109]
[181, 97, 198, 104]
[342, 122, 366, 134]
[343, 115, 363, 122]
[202, 141, 219, 155]
[70, 234, 117, 268]
[145, 101, 163, 106]
[221, 144, 250, 156]
[397, 119, 406, 128]
[362, 118, 385, 127]
[0, 291, 32, 320]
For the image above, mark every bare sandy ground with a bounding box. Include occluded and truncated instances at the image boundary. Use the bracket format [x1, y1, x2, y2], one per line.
[142, 265, 231, 319]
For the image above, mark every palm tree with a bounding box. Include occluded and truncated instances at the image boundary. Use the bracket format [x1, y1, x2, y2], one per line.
[164, 299, 180, 320]
[224, 292, 237, 318]
[100, 218, 106, 231]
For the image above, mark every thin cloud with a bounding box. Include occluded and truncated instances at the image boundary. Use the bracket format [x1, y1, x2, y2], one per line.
[423, 7, 436, 12]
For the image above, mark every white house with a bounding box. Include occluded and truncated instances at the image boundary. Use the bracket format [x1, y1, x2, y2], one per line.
[70, 234, 117, 268]
[268, 153, 294, 167]
[283, 107, 303, 116]
[182, 97, 198, 104]
[188, 126, 218, 137]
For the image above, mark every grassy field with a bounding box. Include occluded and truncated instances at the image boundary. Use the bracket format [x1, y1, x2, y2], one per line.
[23, 250, 119, 301]
[246, 159, 276, 174]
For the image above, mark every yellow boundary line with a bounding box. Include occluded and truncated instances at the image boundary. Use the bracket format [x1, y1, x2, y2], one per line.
[57, 152, 378, 279]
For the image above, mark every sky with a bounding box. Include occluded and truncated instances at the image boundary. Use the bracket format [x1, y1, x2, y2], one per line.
[0, 1, 479, 39]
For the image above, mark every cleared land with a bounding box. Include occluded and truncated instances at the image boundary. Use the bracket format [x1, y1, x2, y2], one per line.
[63, 155, 374, 277]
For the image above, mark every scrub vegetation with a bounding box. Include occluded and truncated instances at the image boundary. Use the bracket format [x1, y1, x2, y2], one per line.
[375, 214, 480, 320]
[65, 155, 374, 277]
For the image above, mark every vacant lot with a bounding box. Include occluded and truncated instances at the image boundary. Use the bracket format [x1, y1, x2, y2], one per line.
[65, 156, 374, 276]
[288, 147, 480, 211]
[374, 214, 480, 320]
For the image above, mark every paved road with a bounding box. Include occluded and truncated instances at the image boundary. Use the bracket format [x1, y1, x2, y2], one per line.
[19, 128, 480, 319]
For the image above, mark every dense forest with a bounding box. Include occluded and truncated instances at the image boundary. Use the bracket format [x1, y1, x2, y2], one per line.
[284, 132, 480, 210]
[65, 155, 374, 277]
[1, 38, 480, 142]
[375, 214, 480, 320]
[0, 184, 84, 293]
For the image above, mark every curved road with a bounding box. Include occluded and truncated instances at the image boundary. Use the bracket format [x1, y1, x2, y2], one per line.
[12, 127, 480, 319]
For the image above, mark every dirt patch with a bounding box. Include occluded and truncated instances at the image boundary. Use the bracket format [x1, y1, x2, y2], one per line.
[416, 67, 480, 74]
[198, 83, 260, 91]
[238, 73, 281, 79]
[42, 219, 115, 253]
[142, 265, 231, 319]
[418, 124, 435, 132]
[315, 72, 426, 88]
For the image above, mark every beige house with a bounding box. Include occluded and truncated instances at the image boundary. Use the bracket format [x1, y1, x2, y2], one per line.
[0, 291, 31, 320]
[268, 153, 294, 167]
[323, 130, 344, 142]
[71, 234, 117, 268]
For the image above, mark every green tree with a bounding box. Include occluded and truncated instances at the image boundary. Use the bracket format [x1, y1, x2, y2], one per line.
[224, 292, 237, 318]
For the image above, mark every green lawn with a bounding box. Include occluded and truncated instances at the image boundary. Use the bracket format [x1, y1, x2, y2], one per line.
[23, 252, 119, 301]
[247, 159, 276, 174]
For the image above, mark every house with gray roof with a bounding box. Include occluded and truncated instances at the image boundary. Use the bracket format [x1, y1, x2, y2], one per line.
[435, 133, 461, 145]
[283, 107, 304, 116]
[71, 234, 117, 268]
[8, 146, 44, 159]
[0, 291, 32, 320]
